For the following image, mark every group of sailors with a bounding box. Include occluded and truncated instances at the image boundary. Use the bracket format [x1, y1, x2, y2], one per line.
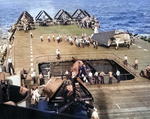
[82, 70, 120, 85]
[77, 20, 91, 29]
[30, 63, 150, 104]
[29, 63, 120, 104]
[63, 62, 120, 85]
[65, 33, 98, 49]
[39, 34, 63, 43]
[77, 17, 100, 30]
[65, 35, 74, 45]
[123, 55, 150, 79]
[124, 55, 139, 70]
[39, 33, 99, 49]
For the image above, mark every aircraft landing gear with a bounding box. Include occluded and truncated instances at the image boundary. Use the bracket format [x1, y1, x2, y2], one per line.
[115, 45, 119, 50]
[126, 44, 130, 49]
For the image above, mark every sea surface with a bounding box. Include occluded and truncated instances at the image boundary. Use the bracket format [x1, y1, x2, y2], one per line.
[0, 0, 150, 40]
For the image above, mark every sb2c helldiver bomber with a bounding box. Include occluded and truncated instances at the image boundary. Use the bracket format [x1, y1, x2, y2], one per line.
[91, 29, 137, 50]
[0, 9, 100, 119]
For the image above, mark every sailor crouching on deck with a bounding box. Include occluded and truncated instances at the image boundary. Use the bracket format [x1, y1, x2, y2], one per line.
[7, 56, 15, 75]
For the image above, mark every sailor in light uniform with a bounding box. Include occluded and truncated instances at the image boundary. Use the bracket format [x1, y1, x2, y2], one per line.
[56, 49, 60, 59]
[48, 35, 50, 42]
[40, 35, 43, 42]
[7, 56, 15, 75]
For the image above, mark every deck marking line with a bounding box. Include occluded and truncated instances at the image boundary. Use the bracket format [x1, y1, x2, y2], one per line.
[30, 49, 32, 51]
[30, 55, 33, 57]
[137, 46, 141, 48]
[132, 44, 136, 46]
[116, 104, 121, 109]
[30, 59, 33, 61]
[31, 52, 33, 54]
[30, 46, 32, 48]
[31, 68, 34, 71]
[31, 63, 33, 66]
[143, 49, 148, 51]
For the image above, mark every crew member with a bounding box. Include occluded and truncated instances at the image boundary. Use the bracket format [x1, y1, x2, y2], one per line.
[57, 35, 60, 43]
[39, 73, 45, 85]
[109, 70, 113, 84]
[31, 70, 37, 84]
[48, 35, 50, 42]
[146, 65, 150, 76]
[59, 34, 62, 41]
[88, 71, 93, 85]
[94, 71, 99, 84]
[56, 49, 60, 59]
[100, 71, 106, 84]
[146, 65, 150, 71]
[134, 58, 138, 70]
[30, 32, 33, 38]
[116, 70, 120, 83]
[7, 56, 15, 75]
[40, 35, 43, 42]
[65, 70, 69, 79]
[82, 64, 93, 84]
[53, 34, 55, 41]
[32, 87, 40, 103]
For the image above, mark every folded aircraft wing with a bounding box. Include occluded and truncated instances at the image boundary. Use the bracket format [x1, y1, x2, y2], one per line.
[91, 31, 115, 46]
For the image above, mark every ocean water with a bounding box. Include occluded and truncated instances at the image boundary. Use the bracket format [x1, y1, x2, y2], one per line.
[0, 0, 150, 39]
